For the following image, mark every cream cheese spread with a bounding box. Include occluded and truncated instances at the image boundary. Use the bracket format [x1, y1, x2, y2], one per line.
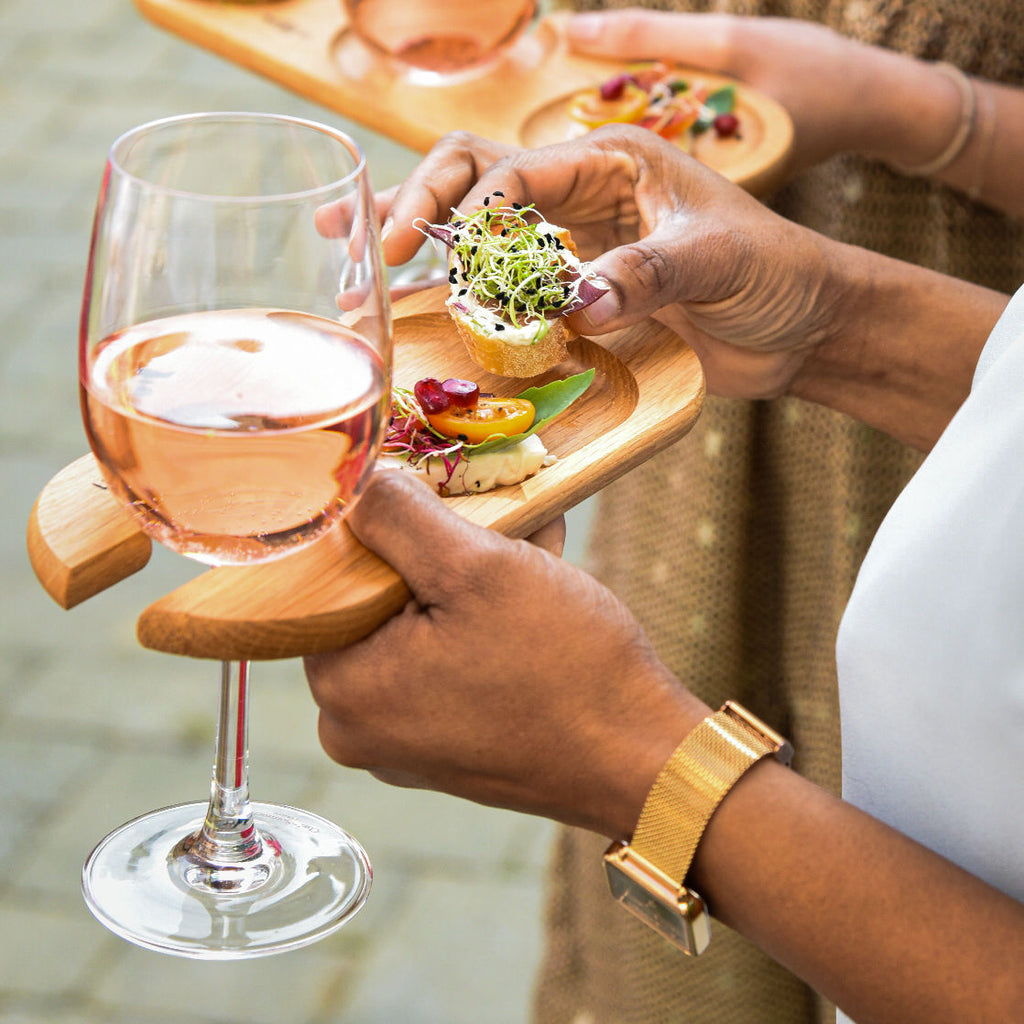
[381, 433, 552, 495]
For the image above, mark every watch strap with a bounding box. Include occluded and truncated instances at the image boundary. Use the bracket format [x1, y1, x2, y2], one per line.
[630, 701, 793, 885]
[603, 701, 791, 956]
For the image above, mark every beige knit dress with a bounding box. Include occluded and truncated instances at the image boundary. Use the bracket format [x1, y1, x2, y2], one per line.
[533, 2, 1024, 1022]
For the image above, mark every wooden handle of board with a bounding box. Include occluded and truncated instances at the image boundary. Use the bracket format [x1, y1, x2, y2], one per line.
[26, 453, 411, 659]
[136, 524, 411, 660]
[27, 454, 152, 610]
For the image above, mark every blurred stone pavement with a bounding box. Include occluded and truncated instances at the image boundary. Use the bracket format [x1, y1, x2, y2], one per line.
[0, 1, 594, 1020]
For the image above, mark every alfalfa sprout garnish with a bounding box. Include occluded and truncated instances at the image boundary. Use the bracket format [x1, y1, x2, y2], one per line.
[416, 196, 607, 338]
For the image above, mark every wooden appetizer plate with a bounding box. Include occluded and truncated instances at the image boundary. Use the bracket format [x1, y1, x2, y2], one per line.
[131, 0, 793, 195]
[28, 287, 703, 661]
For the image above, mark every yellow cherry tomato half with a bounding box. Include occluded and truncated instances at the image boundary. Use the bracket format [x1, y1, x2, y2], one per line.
[567, 82, 648, 128]
[427, 396, 535, 444]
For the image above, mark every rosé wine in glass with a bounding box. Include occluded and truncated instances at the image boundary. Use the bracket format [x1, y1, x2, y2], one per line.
[343, 0, 536, 76]
[83, 308, 388, 565]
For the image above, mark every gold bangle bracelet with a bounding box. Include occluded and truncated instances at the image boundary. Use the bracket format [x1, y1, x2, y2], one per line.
[895, 61, 977, 177]
[968, 79, 996, 200]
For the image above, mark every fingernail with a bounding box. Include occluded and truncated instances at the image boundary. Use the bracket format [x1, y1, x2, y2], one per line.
[567, 13, 603, 43]
[380, 215, 394, 242]
[581, 284, 618, 328]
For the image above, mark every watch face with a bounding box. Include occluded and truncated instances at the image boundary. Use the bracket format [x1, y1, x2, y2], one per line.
[621, 883, 702, 949]
[604, 852, 711, 956]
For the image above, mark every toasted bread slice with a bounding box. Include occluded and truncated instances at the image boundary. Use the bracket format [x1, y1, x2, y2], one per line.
[449, 305, 571, 377]
[430, 207, 597, 379]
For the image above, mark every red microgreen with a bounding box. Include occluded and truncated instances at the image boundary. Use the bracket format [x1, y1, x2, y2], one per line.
[383, 387, 467, 491]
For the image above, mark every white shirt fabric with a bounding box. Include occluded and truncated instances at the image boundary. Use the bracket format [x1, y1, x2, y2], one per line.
[834, 286, 1024, 1022]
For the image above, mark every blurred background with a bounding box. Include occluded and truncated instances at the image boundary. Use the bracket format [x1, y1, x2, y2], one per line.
[0, 1, 593, 1020]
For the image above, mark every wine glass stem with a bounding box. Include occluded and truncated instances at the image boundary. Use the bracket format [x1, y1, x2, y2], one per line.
[204, 659, 258, 851]
[171, 660, 281, 894]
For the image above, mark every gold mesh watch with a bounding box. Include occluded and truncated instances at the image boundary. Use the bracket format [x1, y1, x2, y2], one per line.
[604, 701, 793, 955]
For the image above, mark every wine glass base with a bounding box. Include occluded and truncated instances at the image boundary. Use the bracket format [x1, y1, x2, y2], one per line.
[82, 801, 371, 959]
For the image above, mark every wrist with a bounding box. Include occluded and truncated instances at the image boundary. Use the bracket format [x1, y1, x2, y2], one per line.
[787, 239, 1004, 450]
[786, 239, 916, 437]
[601, 673, 711, 842]
[858, 53, 974, 172]
[786, 237, 876, 399]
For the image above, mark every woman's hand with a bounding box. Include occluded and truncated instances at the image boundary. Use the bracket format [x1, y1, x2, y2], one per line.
[304, 470, 707, 838]
[564, 9, 970, 180]
[381, 125, 845, 401]
[379, 124, 1002, 449]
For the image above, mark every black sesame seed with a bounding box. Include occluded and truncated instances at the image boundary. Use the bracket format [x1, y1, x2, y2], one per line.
[493, 190, 504, 197]
[513, 202, 522, 209]
[483, 196, 490, 206]
[495, 323, 505, 331]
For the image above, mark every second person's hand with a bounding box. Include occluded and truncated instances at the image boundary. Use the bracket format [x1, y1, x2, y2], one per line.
[564, 9, 978, 181]
[380, 125, 843, 402]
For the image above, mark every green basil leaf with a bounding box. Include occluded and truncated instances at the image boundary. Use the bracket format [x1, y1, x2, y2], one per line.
[705, 84, 736, 115]
[693, 84, 736, 134]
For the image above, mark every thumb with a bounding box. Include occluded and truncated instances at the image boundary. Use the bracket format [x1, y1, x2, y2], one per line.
[566, 10, 732, 72]
[571, 223, 729, 335]
[347, 468, 499, 601]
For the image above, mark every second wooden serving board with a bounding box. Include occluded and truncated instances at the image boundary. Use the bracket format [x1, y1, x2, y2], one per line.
[132, 0, 793, 195]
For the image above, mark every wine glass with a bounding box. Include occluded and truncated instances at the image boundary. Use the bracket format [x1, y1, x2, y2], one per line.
[77, 112, 391, 957]
[336, 0, 544, 85]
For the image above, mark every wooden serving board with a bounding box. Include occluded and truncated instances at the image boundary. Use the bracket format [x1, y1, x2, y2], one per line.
[132, 0, 793, 195]
[28, 287, 703, 660]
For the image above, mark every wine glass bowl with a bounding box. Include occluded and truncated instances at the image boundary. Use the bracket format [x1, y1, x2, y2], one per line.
[81, 113, 390, 567]
[339, 0, 538, 82]
[77, 112, 389, 957]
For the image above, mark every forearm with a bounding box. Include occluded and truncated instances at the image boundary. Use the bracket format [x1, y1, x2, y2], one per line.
[687, 758, 1024, 1023]
[790, 238, 1008, 450]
